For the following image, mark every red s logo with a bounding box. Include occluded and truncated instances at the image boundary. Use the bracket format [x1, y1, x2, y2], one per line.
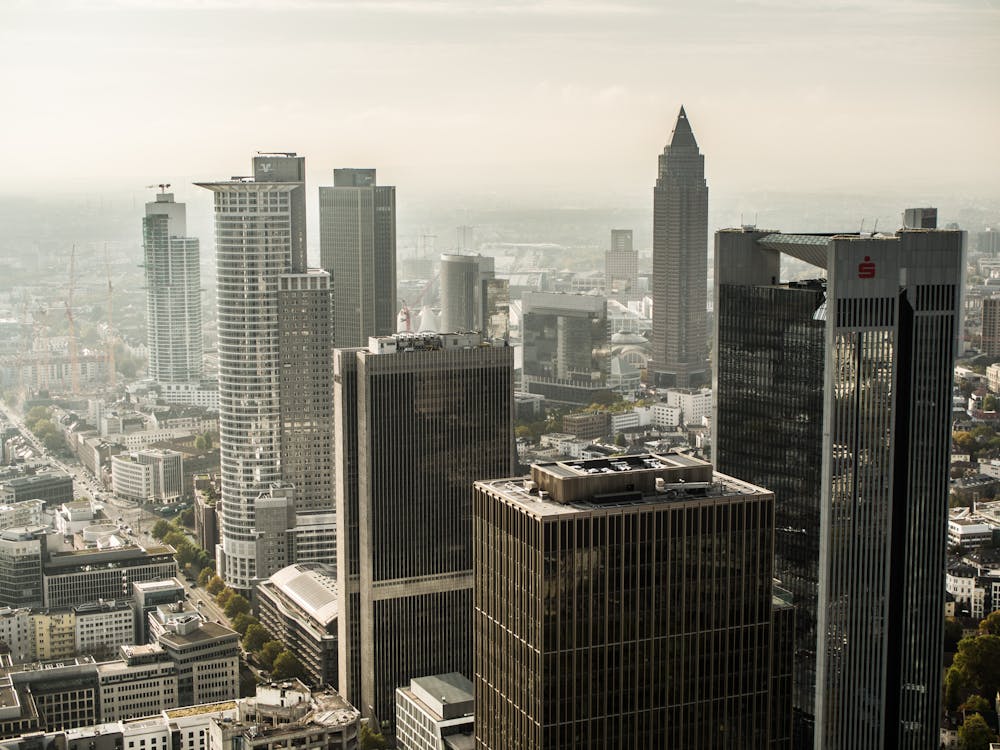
[858, 256, 875, 279]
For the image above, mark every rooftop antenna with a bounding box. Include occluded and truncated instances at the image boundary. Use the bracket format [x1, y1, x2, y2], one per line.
[145, 184, 171, 194]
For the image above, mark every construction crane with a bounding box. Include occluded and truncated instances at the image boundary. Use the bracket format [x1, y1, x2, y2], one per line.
[65, 244, 80, 395]
[105, 243, 116, 389]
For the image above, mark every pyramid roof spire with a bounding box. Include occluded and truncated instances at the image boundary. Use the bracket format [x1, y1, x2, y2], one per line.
[669, 105, 698, 149]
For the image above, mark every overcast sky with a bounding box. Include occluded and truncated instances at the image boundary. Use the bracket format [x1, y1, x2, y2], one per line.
[2, 0, 998, 206]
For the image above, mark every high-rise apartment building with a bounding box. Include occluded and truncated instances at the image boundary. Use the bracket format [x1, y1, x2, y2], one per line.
[143, 191, 203, 384]
[605, 229, 638, 298]
[713, 226, 964, 749]
[651, 107, 709, 388]
[439, 253, 496, 333]
[334, 332, 513, 724]
[473, 453, 792, 749]
[198, 153, 334, 590]
[521, 291, 610, 405]
[320, 169, 397, 348]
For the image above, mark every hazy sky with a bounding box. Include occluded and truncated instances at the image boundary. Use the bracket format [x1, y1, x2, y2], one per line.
[2, 0, 999, 205]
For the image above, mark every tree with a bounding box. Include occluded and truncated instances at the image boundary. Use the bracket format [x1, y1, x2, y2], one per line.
[224, 594, 251, 619]
[151, 519, 173, 540]
[207, 576, 225, 596]
[946, 617, 964, 651]
[986, 395, 999, 412]
[979, 611, 1000, 636]
[960, 694, 991, 718]
[959, 713, 996, 750]
[216, 588, 235, 608]
[259, 640, 284, 671]
[243, 623, 271, 653]
[197, 567, 213, 587]
[25, 406, 50, 426]
[359, 725, 390, 750]
[41, 431, 64, 453]
[163, 530, 187, 549]
[194, 435, 207, 451]
[179, 508, 194, 528]
[272, 650, 308, 681]
[945, 634, 1000, 710]
[231, 612, 258, 637]
[614, 432, 627, 447]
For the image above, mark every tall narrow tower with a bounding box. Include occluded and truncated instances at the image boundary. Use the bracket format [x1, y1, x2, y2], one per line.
[335, 332, 513, 725]
[143, 191, 202, 384]
[714, 226, 965, 748]
[651, 106, 709, 388]
[319, 169, 397, 348]
[198, 152, 334, 590]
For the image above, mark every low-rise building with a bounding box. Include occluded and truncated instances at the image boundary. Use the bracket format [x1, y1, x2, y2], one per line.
[97, 645, 178, 722]
[0, 499, 45, 530]
[0, 470, 73, 508]
[43, 543, 178, 608]
[74, 600, 135, 660]
[157, 619, 239, 707]
[132, 578, 185, 643]
[256, 564, 338, 688]
[395, 673, 474, 750]
[561, 411, 610, 441]
[0, 607, 35, 663]
[948, 518, 994, 549]
[111, 450, 184, 504]
[663, 386, 712, 424]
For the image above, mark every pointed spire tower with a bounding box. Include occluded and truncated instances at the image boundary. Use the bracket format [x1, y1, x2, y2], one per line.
[650, 106, 709, 388]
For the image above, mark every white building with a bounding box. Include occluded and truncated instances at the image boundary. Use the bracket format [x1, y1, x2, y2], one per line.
[664, 387, 712, 424]
[395, 673, 474, 750]
[0, 499, 45, 530]
[651, 402, 682, 429]
[111, 450, 183, 503]
[74, 600, 135, 659]
[98, 644, 179, 722]
[948, 518, 994, 548]
[158, 380, 220, 410]
[0, 607, 36, 663]
[157, 618, 239, 707]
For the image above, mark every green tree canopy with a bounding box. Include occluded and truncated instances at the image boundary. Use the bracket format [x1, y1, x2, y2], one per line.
[206, 576, 225, 596]
[151, 519, 173, 540]
[946, 617, 964, 651]
[272, 651, 308, 681]
[359, 725, 390, 750]
[959, 713, 996, 750]
[224, 594, 251, 619]
[259, 640, 284, 671]
[243, 623, 271, 653]
[216, 587, 235, 607]
[979, 611, 1000, 636]
[945, 634, 1000, 710]
[231, 612, 258, 637]
[197, 567, 213, 587]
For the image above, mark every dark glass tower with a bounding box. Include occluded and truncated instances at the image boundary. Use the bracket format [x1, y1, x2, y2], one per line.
[473, 453, 792, 749]
[319, 168, 397, 348]
[714, 226, 964, 749]
[651, 106, 709, 388]
[335, 332, 513, 725]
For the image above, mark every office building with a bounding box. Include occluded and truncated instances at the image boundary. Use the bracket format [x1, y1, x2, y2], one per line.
[111, 449, 184, 504]
[521, 292, 610, 405]
[43, 541, 178, 608]
[157, 619, 239, 707]
[132, 578, 185, 642]
[982, 297, 1000, 356]
[335, 332, 513, 724]
[199, 153, 333, 590]
[0, 658, 100, 736]
[395, 673, 474, 750]
[143, 191, 203, 385]
[0, 527, 45, 608]
[278, 270, 335, 513]
[97, 644, 179, 721]
[473, 453, 787, 749]
[319, 168, 397, 347]
[0, 469, 73, 507]
[439, 254, 496, 333]
[256, 563, 338, 688]
[650, 106, 709, 388]
[605, 229, 638, 298]
[713, 226, 964, 748]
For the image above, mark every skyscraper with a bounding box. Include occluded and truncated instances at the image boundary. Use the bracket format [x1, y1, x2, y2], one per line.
[439, 253, 496, 333]
[143, 191, 202, 384]
[335, 331, 513, 724]
[714, 226, 964, 748]
[473, 453, 792, 749]
[605, 229, 638, 298]
[319, 168, 397, 348]
[198, 152, 334, 590]
[651, 106, 709, 388]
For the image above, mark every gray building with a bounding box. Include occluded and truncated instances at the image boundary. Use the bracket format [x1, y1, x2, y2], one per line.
[713, 226, 964, 748]
[473, 454, 790, 749]
[157, 619, 239, 707]
[651, 106, 709, 388]
[1, 470, 73, 508]
[256, 563, 338, 688]
[320, 168, 397, 348]
[0, 527, 46, 608]
[335, 332, 513, 725]
[43, 542, 178, 608]
[605, 229, 638, 299]
[439, 254, 495, 333]
[198, 153, 332, 591]
[143, 191, 203, 384]
[521, 292, 610, 405]
[278, 270, 334, 514]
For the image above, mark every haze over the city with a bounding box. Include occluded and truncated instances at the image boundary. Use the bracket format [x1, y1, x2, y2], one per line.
[2, 0, 998, 203]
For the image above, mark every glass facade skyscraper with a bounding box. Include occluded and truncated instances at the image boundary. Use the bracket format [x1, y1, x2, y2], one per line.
[714, 226, 964, 749]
